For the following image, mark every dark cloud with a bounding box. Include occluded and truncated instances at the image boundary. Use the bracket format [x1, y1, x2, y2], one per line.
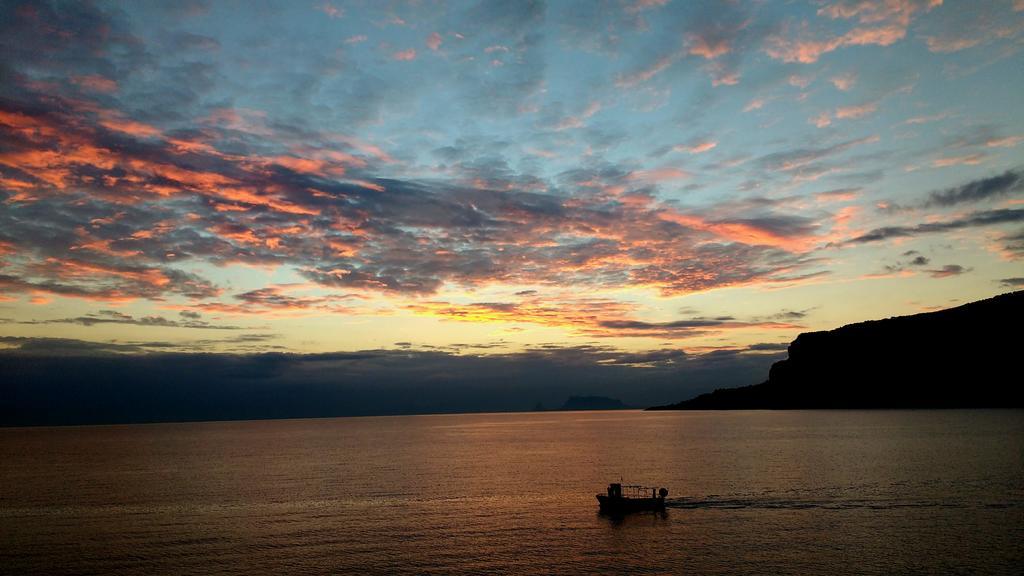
[769, 309, 811, 320]
[925, 168, 1024, 207]
[758, 136, 878, 174]
[14, 310, 243, 330]
[848, 208, 1024, 244]
[880, 253, 932, 275]
[997, 229, 1024, 258]
[745, 342, 790, 351]
[926, 264, 970, 278]
[999, 278, 1024, 287]
[0, 339, 782, 426]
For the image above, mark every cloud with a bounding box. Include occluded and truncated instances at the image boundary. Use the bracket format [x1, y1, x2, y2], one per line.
[427, 32, 443, 51]
[926, 264, 970, 278]
[392, 49, 417, 61]
[549, 101, 601, 131]
[924, 35, 982, 53]
[831, 73, 857, 91]
[765, 0, 941, 63]
[627, 167, 691, 182]
[924, 169, 1024, 207]
[405, 296, 803, 340]
[674, 140, 717, 154]
[996, 229, 1024, 259]
[317, 3, 343, 18]
[15, 309, 245, 329]
[999, 277, 1024, 287]
[904, 112, 952, 125]
[758, 136, 879, 173]
[835, 101, 878, 120]
[625, 0, 669, 14]
[615, 53, 677, 88]
[932, 153, 987, 167]
[743, 98, 765, 112]
[848, 208, 1024, 244]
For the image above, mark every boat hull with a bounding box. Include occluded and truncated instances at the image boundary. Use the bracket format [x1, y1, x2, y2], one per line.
[596, 494, 666, 513]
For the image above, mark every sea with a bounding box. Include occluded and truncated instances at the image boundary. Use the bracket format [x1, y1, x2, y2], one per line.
[2, 410, 1022, 575]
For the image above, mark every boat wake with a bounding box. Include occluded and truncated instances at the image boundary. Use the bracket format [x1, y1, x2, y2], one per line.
[666, 496, 1022, 511]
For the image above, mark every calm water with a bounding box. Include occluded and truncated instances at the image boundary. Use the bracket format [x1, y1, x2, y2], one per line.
[2, 410, 1022, 574]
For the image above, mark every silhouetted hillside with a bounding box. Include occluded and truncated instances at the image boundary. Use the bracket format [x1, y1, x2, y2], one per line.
[650, 291, 1024, 410]
[559, 395, 628, 410]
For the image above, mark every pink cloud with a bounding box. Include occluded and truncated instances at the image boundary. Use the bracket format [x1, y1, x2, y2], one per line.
[615, 53, 676, 88]
[788, 74, 813, 88]
[426, 32, 443, 51]
[903, 111, 950, 125]
[835, 101, 878, 119]
[985, 136, 1024, 148]
[709, 66, 739, 86]
[71, 75, 118, 93]
[817, 0, 941, 24]
[674, 141, 717, 154]
[766, 1, 941, 63]
[392, 49, 417, 61]
[830, 72, 856, 91]
[551, 101, 601, 131]
[924, 36, 982, 53]
[933, 153, 987, 167]
[687, 33, 731, 59]
[810, 112, 832, 128]
[317, 2, 343, 18]
[743, 98, 765, 112]
[627, 167, 691, 182]
[625, 0, 669, 13]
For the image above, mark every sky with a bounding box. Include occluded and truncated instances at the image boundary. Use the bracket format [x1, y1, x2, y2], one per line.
[1, 1, 1023, 419]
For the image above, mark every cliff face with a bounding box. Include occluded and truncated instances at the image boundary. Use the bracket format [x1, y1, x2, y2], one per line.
[651, 291, 1024, 410]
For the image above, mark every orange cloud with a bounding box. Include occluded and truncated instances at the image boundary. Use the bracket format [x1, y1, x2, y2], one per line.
[405, 297, 802, 339]
[393, 49, 417, 61]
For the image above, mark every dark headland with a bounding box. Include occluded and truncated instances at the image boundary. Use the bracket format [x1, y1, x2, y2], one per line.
[649, 291, 1024, 410]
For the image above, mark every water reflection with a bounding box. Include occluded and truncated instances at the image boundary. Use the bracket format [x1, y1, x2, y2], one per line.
[598, 509, 670, 526]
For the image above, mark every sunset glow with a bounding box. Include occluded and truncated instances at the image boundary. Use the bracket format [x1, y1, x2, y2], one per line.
[1, 0, 1021, 364]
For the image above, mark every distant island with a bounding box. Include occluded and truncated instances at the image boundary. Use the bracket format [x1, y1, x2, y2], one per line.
[558, 396, 629, 411]
[649, 291, 1024, 410]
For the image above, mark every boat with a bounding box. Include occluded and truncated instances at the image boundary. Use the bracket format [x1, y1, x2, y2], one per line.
[597, 482, 668, 513]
